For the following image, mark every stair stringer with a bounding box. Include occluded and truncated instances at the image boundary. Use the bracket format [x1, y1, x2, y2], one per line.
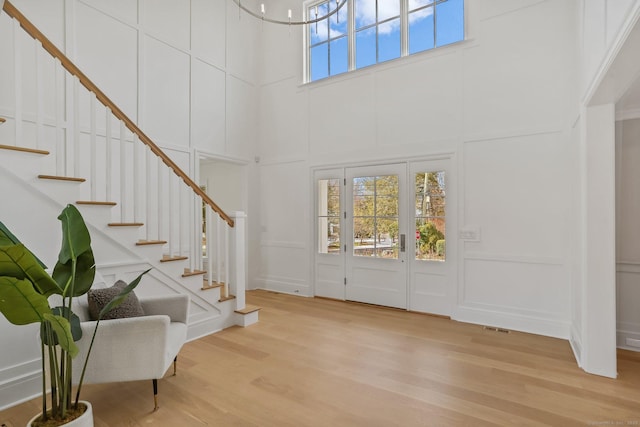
[0, 159, 238, 340]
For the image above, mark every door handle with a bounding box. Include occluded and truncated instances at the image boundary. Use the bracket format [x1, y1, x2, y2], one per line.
[400, 234, 406, 252]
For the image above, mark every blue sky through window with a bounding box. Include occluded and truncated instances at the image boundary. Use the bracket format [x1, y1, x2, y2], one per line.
[308, 0, 464, 82]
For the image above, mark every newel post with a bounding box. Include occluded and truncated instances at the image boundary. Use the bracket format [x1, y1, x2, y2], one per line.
[230, 211, 246, 311]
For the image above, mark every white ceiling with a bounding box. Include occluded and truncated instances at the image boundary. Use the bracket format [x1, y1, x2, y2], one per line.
[618, 73, 640, 114]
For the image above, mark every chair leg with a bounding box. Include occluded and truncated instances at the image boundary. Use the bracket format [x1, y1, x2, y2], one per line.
[173, 356, 177, 376]
[152, 379, 158, 411]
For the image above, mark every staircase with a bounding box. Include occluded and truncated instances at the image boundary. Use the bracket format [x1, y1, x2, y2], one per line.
[0, 1, 259, 339]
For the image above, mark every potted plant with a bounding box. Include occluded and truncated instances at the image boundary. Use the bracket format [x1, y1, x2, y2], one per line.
[0, 204, 149, 426]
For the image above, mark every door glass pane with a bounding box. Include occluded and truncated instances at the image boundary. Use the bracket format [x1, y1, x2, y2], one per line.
[415, 171, 445, 261]
[318, 179, 341, 254]
[353, 175, 398, 259]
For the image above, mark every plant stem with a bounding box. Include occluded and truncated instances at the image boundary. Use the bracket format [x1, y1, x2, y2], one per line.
[75, 318, 100, 406]
[40, 333, 48, 422]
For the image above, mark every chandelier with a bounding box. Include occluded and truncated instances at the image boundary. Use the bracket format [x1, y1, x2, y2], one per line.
[230, 0, 348, 26]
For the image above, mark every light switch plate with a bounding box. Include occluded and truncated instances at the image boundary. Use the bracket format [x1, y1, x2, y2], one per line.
[459, 226, 481, 241]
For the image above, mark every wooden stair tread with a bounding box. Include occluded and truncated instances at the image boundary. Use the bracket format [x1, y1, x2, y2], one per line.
[219, 295, 236, 302]
[136, 240, 167, 246]
[76, 200, 117, 206]
[38, 175, 85, 182]
[108, 222, 144, 227]
[182, 269, 206, 278]
[0, 144, 49, 155]
[160, 255, 188, 263]
[202, 281, 224, 291]
[234, 305, 261, 315]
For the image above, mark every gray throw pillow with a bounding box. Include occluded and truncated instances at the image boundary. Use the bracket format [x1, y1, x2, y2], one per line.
[87, 280, 145, 320]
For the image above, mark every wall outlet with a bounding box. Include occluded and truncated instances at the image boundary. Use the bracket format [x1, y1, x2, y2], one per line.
[625, 338, 640, 348]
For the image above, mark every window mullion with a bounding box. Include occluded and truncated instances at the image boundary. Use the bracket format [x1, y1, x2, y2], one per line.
[400, 0, 408, 57]
[348, 0, 355, 71]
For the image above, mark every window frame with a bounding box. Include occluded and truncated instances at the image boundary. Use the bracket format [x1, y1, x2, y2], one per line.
[304, 0, 464, 82]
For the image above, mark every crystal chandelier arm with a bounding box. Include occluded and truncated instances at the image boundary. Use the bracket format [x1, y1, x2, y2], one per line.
[230, 0, 348, 26]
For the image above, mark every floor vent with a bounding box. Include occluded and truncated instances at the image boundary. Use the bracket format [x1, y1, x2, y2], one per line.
[483, 326, 510, 334]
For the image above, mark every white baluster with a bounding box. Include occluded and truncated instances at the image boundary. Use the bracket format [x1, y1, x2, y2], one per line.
[133, 134, 140, 223]
[146, 148, 152, 241]
[178, 184, 184, 257]
[216, 215, 222, 286]
[168, 174, 174, 257]
[224, 222, 229, 298]
[13, 19, 22, 148]
[55, 58, 63, 176]
[193, 193, 201, 273]
[105, 109, 112, 201]
[119, 121, 126, 219]
[206, 205, 213, 286]
[73, 78, 80, 177]
[35, 42, 43, 151]
[89, 94, 96, 200]
[157, 157, 163, 241]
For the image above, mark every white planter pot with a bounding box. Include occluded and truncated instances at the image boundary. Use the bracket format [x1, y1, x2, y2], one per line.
[27, 401, 94, 427]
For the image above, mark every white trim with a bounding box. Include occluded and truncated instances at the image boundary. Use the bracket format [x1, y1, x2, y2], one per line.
[254, 276, 311, 296]
[582, 2, 640, 105]
[260, 240, 306, 249]
[464, 252, 565, 266]
[453, 305, 570, 340]
[616, 107, 640, 122]
[570, 324, 583, 368]
[310, 151, 456, 170]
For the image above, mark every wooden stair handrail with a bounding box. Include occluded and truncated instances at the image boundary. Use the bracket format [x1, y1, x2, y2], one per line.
[2, 1, 234, 227]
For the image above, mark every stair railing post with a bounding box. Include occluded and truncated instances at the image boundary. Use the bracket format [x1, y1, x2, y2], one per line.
[230, 211, 246, 311]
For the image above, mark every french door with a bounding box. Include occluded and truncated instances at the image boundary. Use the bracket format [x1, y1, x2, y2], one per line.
[314, 159, 454, 315]
[345, 164, 408, 309]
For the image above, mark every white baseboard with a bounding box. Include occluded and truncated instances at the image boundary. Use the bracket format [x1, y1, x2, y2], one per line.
[453, 305, 570, 339]
[254, 276, 311, 296]
[617, 327, 640, 352]
[0, 360, 41, 411]
[570, 324, 583, 368]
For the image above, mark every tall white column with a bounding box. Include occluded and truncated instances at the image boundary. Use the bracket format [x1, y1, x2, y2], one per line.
[581, 103, 617, 378]
[231, 211, 247, 310]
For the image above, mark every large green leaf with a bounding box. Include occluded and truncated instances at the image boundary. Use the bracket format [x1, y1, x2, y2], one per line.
[42, 307, 82, 344]
[0, 276, 52, 325]
[43, 313, 79, 358]
[54, 205, 95, 297]
[99, 269, 151, 319]
[0, 221, 47, 269]
[0, 244, 60, 297]
[53, 248, 96, 298]
[57, 205, 91, 265]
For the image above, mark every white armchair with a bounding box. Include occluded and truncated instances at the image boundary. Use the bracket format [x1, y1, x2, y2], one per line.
[71, 293, 189, 410]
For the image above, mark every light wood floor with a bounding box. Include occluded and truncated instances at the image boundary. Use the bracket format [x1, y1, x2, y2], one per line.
[2, 290, 640, 426]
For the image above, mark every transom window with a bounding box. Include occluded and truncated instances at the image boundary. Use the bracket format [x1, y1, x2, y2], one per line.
[307, 0, 464, 82]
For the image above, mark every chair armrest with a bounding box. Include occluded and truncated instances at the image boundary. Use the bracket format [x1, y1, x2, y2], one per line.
[140, 294, 189, 324]
[74, 315, 172, 384]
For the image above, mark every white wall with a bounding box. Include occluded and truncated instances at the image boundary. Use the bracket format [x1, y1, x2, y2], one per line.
[0, 0, 259, 409]
[255, 0, 579, 338]
[616, 117, 640, 351]
[580, 0, 640, 100]
[200, 160, 248, 214]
